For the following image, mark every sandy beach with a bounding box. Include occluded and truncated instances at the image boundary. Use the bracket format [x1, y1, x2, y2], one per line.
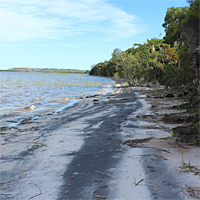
[0, 82, 199, 200]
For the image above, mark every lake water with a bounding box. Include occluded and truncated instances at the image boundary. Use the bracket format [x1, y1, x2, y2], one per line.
[0, 72, 114, 127]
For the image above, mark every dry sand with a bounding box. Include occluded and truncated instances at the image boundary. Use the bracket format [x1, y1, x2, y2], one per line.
[0, 83, 199, 199]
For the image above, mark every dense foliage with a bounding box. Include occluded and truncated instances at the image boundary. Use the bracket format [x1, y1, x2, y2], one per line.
[90, 0, 199, 92]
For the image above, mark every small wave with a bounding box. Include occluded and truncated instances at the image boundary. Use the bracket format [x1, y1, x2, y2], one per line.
[24, 105, 35, 110]
[56, 100, 79, 112]
[53, 97, 72, 102]
[0, 113, 19, 119]
[35, 97, 43, 100]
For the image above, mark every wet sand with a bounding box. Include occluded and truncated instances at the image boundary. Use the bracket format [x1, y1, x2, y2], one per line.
[0, 84, 199, 199]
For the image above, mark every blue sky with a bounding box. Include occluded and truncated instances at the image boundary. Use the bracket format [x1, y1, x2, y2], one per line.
[0, 0, 188, 70]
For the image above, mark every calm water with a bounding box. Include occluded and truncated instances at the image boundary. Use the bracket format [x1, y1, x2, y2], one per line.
[0, 72, 114, 127]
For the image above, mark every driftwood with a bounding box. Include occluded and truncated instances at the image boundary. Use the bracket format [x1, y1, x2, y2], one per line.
[94, 170, 116, 179]
[28, 180, 42, 200]
[135, 179, 144, 186]
[96, 195, 107, 199]
[0, 178, 19, 185]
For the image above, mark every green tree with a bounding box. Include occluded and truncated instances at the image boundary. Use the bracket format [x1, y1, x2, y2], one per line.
[122, 54, 142, 86]
[162, 6, 189, 46]
[182, 0, 199, 51]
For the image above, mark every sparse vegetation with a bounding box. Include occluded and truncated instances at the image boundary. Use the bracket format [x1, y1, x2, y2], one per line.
[0, 68, 89, 74]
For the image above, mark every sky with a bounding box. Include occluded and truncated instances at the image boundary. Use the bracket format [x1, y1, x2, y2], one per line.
[0, 0, 188, 70]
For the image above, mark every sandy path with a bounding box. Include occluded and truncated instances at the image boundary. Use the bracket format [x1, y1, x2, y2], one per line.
[0, 85, 199, 199]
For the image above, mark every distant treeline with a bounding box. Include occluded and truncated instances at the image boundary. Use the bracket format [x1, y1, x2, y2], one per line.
[1, 68, 89, 74]
[89, 0, 199, 94]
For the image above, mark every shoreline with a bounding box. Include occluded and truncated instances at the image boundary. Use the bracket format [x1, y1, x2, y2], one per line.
[0, 82, 199, 199]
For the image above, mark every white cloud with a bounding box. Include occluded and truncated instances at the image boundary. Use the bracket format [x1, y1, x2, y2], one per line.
[0, 0, 143, 42]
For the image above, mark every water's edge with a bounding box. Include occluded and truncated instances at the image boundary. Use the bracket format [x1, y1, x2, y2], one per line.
[0, 73, 115, 128]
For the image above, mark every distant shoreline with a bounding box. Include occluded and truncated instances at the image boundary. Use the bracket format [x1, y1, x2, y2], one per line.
[0, 68, 89, 74]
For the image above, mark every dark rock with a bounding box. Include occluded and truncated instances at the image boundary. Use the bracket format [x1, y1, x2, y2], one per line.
[86, 94, 99, 98]
[165, 93, 174, 98]
[47, 113, 54, 115]
[0, 127, 10, 131]
[177, 93, 183, 97]
[121, 98, 129, 101]
[21, 119, 33, 124]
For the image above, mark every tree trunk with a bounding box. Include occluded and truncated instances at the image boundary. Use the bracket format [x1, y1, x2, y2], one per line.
[193, 47, 200, 95]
